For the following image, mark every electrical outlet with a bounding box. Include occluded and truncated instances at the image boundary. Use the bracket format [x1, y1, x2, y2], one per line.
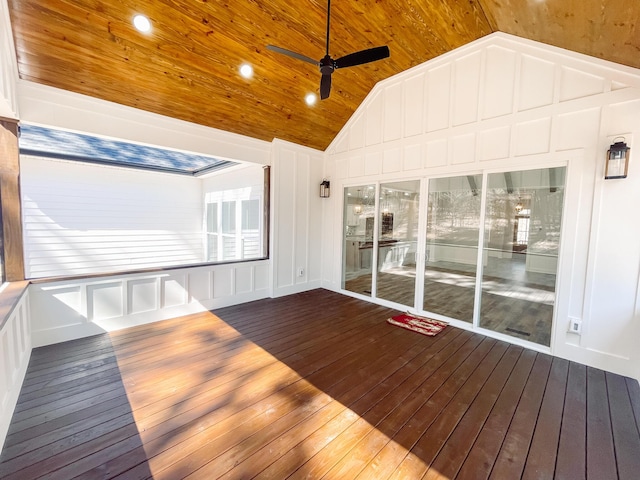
[569, 317, 582, 334]
[297, 267, 305, 277]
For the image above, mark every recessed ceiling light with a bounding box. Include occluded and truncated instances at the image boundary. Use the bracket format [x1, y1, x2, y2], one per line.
[133, 14, 151, 33]
[239, 63, 253, 79]
[305, 93, 317, 106]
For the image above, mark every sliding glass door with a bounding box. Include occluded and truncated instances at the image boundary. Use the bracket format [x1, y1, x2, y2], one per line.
[341, 166, 566, 348]
[424, 175, 482, 322]
[343, 184, 376, 296]
[375, 180, 420, 306]
[478, 167, 566, 346]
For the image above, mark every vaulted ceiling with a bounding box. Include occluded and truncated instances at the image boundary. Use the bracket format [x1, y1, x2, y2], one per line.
[6, 0, 639, 151]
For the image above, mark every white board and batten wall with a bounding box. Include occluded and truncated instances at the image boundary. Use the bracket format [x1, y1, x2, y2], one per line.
[271, 139, 325, 297]
[323, 33, 640, 381]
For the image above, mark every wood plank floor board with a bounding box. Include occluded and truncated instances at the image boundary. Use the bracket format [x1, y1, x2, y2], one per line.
[26, 293, 355, 378]
[549, 361, 587, 480]
[116, 304, 400, 420]
[454, 348, 538, 480]
[5, 391, 132, 447]
[586, 367, 618, 480]
[387, 341, 510, 480]
[0, 391, 134, 470]
[143, 319, 451, 478]
[11, 374, 128, 422]
[606, 372, 640, 480]
[421, 346, 525, 480]
[2, 423, 144, 480]
[11, 362, 125, 419]
[349, 338, 506, 480]
[1, 289, 638, 480]
[125, 310, 396, 436]
[40, 430, 150, 480]
[488, 353, 553, 479]
[27, 335, 112, 365]
[290, 336, 495, 480]
[0, 411, 136, 478]
[23, 299, 349, 389]
[253, 330, 476, 480]
[7, 381, 129, 436]
[17, 359, 123, 400]
[520, 357, 570, 480]
[105, 304, 436, 476]
[626, 377, 640, 434]
[321, 340, 518, 480]
[193, 329, 468, 479]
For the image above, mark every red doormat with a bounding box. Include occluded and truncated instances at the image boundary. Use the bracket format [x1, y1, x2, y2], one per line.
[387, 313, 448, 337]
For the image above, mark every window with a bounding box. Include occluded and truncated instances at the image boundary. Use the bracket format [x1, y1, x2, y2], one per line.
[222, 201, 236, 234]
[19, 153, 268, 278]
[205, 185, 264, 263]
[206, 202, 219, 260]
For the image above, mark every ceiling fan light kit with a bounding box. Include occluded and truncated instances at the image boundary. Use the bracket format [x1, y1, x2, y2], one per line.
[267, 0, 390, 100]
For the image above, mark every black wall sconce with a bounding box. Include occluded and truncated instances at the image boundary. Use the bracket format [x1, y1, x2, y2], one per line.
[605, 138, 630, 179]
[320, 179, 330, 198]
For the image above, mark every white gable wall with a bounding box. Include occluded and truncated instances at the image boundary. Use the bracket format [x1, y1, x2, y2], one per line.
[324, 33, 640, 380]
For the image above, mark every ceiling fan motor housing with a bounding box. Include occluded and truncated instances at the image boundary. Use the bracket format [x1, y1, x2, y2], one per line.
[320, 55, 336, 74]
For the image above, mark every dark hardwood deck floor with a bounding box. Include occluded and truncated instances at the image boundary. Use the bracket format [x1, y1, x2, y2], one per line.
[1, 289, 639, 479]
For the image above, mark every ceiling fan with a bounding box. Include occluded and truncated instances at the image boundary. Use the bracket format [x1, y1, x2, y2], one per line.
[267, 0, 390, 100]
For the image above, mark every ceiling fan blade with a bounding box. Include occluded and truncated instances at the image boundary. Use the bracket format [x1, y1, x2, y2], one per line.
[266, 45, 318, 66]
[335, 46, 390, 69]
[320, 73, 332, 100]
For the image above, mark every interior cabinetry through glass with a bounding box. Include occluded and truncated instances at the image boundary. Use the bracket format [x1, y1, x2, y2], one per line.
[343, 184, 376, 296]
[375, 180, 420, 306]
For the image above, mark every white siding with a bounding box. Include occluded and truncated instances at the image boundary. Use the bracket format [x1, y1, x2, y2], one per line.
[21, 156, 204, 278]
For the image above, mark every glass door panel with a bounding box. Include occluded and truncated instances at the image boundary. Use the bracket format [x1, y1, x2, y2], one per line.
[375, 181, 420, 306]
[479, 167, 566, 346]
[424, 175, 482, 321]
[343, 184, 376, 296]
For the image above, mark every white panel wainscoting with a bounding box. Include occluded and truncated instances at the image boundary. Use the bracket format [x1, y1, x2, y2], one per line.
[0, 287, 31, 451]
[29, 260, 270, 347]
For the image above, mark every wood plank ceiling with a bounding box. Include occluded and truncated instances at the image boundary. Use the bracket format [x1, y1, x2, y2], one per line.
[6, 0, 640, 151]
